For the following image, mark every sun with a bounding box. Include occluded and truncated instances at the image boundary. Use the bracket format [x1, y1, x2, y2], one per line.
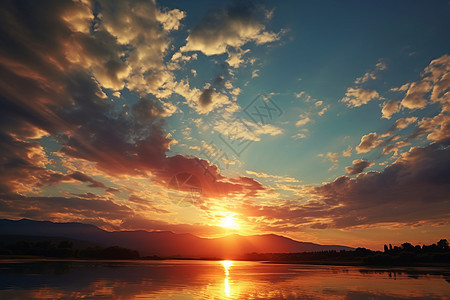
[219, 215, 239, 229]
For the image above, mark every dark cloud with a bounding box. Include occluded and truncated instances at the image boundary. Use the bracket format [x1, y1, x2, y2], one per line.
[68, 172, 107, 188]
[0, 194, 133, 225]
[71, 192, 99, 199]
[213, 75, 226, 86]
[230, 139, 450, 230]
[162, 155, 265, 198]
[181, 2, 279, 56]
[313, 138, 450, 228]
[131, 98, 167, 122]
[345, 159, 374, 175]
[106, 187, 120, 194]
[198, 88, 214, 107]
[198, 69, 232, 109]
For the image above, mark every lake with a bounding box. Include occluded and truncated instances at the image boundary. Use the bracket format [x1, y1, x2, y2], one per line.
[0, 260, 448, 299]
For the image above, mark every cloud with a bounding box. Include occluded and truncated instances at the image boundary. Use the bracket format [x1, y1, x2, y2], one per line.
[318, 106, 328, 116]
[426, 54, 450, 102]
[354, 60, 386, 84]
[356, 114, 428, 156]
[67, 172, 107, 188]
[226, 48, 250, 68]
[131, 97, 172, 122]
[180, 2, 280, 58]
[174, 80, 237, 114]
[235, 139, 450, 231]
[345, 159, 374, 175]
[0, 133, 52, 194]
[341, 88, 380, 108]
[1, 1, 449, 237]
[295, 115, 311, 127]
[390, 117, 418, 131]
[246, 170, 299, 183]
[170, 52, 197, 63]
[356, 133, 382, 153]
[155, 7, 186, 31]
[382, 141, 409, 155]
[295, 92, 305, 98]
[95, 0, 187, 97]
[213, 118, 283, 142]
[401, 81, 432, 109]
[199, 88, 214, 107]
[0, 0, 269, 210]
[127, 195, 170, 214]
[400, 54, 450, 109]
[342, 146, 352, 157]
[341, 60, 385, 109]
[0, 194, 133, 228]
[292, 133, 307, 139]
[326, 152, 338, 162]
[390, 83, 410, 92]
[312, 139, 450, 228]
[381, 100, 400, 119]
[409, 105, 450, 142]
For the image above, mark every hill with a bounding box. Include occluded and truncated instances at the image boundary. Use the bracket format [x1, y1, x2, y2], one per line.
[0, 219, 353, 258]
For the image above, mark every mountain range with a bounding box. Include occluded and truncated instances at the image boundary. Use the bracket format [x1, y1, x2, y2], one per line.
[0, 219, 353, 258]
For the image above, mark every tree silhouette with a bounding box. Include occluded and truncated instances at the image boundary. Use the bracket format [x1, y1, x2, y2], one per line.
[401, 242, 414, 251]
[437, 239, 449, 250]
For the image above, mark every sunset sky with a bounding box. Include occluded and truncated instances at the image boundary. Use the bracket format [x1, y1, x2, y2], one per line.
[0, 0, 449, 250]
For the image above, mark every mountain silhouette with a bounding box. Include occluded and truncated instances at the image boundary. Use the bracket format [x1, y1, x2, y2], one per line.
[0, 219, 353, 258]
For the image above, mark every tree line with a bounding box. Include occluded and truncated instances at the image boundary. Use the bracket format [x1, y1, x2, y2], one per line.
[241, 239, 450, 266]
[1, 237, 448, 265]
[0, 239, 140, 259]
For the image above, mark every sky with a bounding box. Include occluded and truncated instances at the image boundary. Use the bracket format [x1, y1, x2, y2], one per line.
[0, 0, 449, 250]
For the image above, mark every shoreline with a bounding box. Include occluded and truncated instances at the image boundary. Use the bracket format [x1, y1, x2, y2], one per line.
[1, 256, 449, 269]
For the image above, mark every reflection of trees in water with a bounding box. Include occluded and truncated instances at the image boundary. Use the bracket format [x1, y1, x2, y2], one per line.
[0, 261, 448, 299]
[358, 268, 450, 282]
[2, 261, 72, 276]
[0, 261, 227, 297]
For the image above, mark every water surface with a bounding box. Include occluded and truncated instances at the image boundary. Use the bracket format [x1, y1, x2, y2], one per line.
[0, 260, 448, 299]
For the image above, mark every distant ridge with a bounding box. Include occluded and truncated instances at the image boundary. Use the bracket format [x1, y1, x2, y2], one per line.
[0, 219, 354, 258]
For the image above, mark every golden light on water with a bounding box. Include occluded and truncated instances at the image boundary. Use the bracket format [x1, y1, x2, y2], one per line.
[224, 277, 230, 297]
[221, 260, 233, 276]
[221, 260, 234, 297]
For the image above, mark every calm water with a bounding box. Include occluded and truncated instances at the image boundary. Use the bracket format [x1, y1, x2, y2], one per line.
[0, 260, 448, 299]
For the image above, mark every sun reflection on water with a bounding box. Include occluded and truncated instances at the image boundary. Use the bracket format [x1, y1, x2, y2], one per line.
[221, 260, 233, 297]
